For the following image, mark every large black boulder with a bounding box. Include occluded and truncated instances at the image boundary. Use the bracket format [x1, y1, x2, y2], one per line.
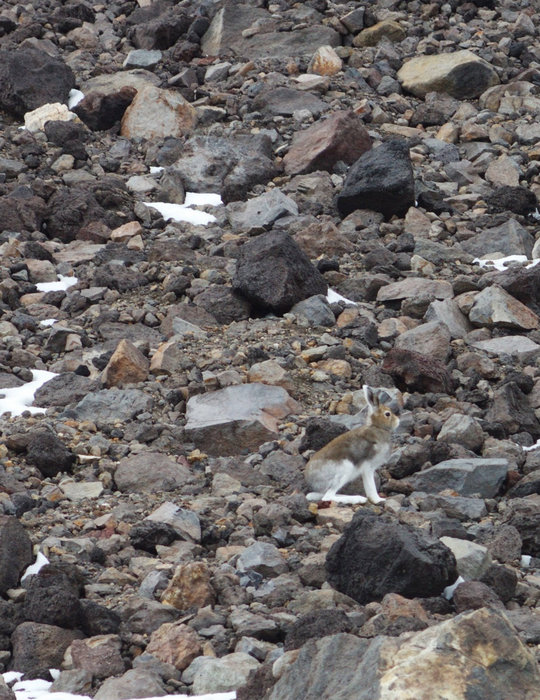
[336, 139, 415, 219]
[326, 509, 457, 604]
[233, 230, 327, 315]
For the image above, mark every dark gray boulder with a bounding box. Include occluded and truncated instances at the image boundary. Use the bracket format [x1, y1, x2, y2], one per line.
[26, 429, 76, 478]
[233, 230, 327, 315]
[336, 140, 415, 219]
[0, 516, 33, 595]
[326, 510, 457, 604]
[0, 47, 75, 117]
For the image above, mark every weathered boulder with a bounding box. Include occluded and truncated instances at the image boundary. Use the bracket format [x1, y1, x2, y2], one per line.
[283, 111, 372, 176]
[120, 84, 197, 140]
[0, 47, 75, 117]
[336, 140, 415, 219]
[407, 458, 508, 498]
[26, 428, 76, 478]
[10, 622, 83, 677]
[326, 510, 457, 604]
[398, 50, 499, 99]
[265, 609, 540, 700]
[233, 230, 327, 315]
[114, 453, 193, 493]
[184, 383, 300, 456]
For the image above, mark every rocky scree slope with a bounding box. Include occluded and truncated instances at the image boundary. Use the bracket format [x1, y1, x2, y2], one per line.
[0, 0, 539, 698]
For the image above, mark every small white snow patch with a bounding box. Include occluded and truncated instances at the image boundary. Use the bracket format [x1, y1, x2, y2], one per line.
[36, 275, 78, 293]
[40, 319, 58, 327]
[150, 166, 164, 174]
[21, 552, 50, 583]
[442, 575, 464, 600]
[143, 193, 222, 227]
[473, 255, 540, 271]
[532, 208, 540, 221]
[326, 288, 357, 306]
[521, 555, 532, 568]
[0, 370, 57, 417]
[522, 440, 540, 452]
[68, 89, 85, 109]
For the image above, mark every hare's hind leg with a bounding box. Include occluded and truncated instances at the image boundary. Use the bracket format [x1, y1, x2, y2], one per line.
[361, 467, 385, 504]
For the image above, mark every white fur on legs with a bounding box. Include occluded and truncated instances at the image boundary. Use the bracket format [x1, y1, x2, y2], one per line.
[306, 491, 367, 504]
[327, 494, 368, 504]
[362, 470, 385, 504]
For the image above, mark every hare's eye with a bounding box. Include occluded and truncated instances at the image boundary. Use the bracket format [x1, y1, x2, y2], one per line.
[384, 411, 391, 417]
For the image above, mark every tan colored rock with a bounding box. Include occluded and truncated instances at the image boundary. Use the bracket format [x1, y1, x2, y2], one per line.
[146, 621, 202, 671]
[101, 338, 149, 387]
[317, 359, 352, 378]
[247, 359, 294, 392]
[161, 562, 215, 610]
[353, 19, 405, 47]
[110, 221, 144, 243]
[398, 50, 499, 99]
[308, 45, 342, 76]
[121, 84, 197, 140]
[377, 278, 453, 302]
[24, 103, 77, 132]
[485, 155, 521, 187]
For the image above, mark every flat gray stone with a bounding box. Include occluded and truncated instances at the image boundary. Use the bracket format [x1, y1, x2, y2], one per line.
[424, 299, 473, 339]
[227, 189, 299, 234]
[61, 388, 153, 423]
[471, 335, 540, 358]
[182, 653, 259, 695]
[440, 537, 492, 580]
[115, 453, 193, 494]
[469, 286, 539, 331]
[407, 458, 508, 498]
[377, 278, 453, 302]
[184, 383, 300, 455]
[236, 541, 288, 578]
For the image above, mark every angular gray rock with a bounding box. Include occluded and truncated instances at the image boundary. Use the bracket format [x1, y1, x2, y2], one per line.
[184, 383, 300, 456]
[394, 321, 451, 362]
[437, 414, 485, 452]
[325, 510, 457, 604]
[461, 219, 535, 259]
[502, 495, 540, 557]
[266, 609, 540, 700]
[236, 542, 288, 578]
[61, 388, 153, 423]
[227, 189, 299, 234]
[233, 230, 327, 315]
[183, 652, 260, 695]
[94, 668, 167, 700]
[407, 458, 508, 498]
[114, 453, 193, 493]
[469, 286, 539, 331]
[439, 537, 492, 580]
[170, 134, 278, 203]
[336, 140, 415, 219]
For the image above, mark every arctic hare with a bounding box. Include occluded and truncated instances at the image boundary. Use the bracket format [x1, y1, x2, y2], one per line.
[305, 385, 400, 504]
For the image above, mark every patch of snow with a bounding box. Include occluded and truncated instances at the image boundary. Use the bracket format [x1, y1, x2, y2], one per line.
[68, 89, 85, 109]
[36, 275, 78, 293]
[532, 208, 540, 221]
[326, 288, 357, 306]
[184, 192, 223, 207]
[473, 255, 540, 271]
[0, 370, 57, 417]
[522, 440, 540, 452]
[5, 673, 237, 700]
[21, 552, 50, 583]
[442, 575, 464, 600]
[39, 319, 57, 327]
[521, 555, 532, 568]
[143, 192, 222, 227]
[150, 166, 164, 174]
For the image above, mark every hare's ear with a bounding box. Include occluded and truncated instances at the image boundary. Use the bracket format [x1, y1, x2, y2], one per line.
[363, 385, 379, 410]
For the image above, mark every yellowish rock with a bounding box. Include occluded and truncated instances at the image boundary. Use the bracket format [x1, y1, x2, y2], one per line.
[308, 45, 343, 76]
[353, 19, 405, 47]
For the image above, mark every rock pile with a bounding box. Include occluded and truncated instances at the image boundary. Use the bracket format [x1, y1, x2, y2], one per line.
[0, 0, 540, 697]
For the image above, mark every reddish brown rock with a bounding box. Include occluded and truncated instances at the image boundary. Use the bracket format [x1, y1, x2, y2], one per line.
[145, 621, 202, 670]
[283, 111, 372, 176]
